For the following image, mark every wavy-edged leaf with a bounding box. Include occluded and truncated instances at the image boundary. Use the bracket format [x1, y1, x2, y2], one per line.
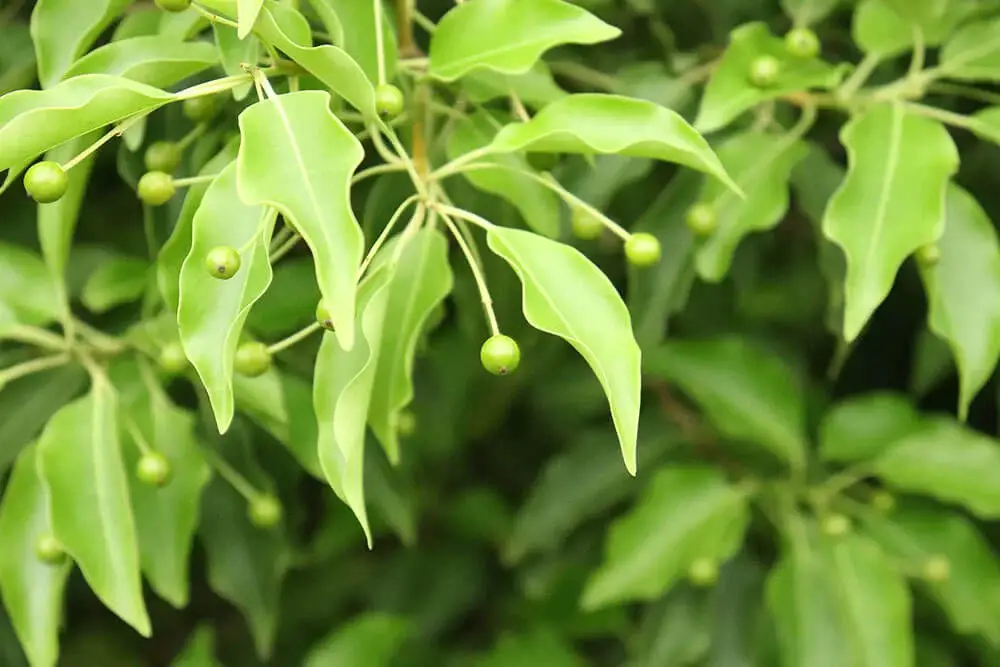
[237, 90, 364, 350]
[940, 18, 1000, 81]
[81, 255, 149, 313]
[489, 94, 738, 192]
[63, 36, 217, 88]
[238, 0, 265, 38]
[428, 0, 620, 81]
[919, 184, 1000, 420]
[178, 163, 272, 432]
[30, 0, 132, 87]
[171, 626, 221, 667]
[303, 613, 410, 667]
[819, 392, 924, 463]
[0, 74, 174, 171]
[822, 103, 958, 341]
[213, 24, 257, 100]
[0, 243, 62, 330]
[582, 466, 750, 609]
[486, 227, 642, 474]
[0, 444, 71, 667]
[318, 0, 398, 84]
[37, 375, 150, 636]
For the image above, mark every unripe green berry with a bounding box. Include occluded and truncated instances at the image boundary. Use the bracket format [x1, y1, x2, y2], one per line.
[316, 299, 335, 330]
[183, 95, 218, 123]
[136, 452, 172, 487]
[480, 334, 521, 376]
[748, 55, 782, 88]
[688, 558, 718, 587]
[922, 555, 950, 583]
[35, 534, 67, 565]
[234, 341, 272, 377]
[374, 84, 405, 118]
[625, 232, 662, 267]
[24, 161, 68, 204]
[248, 494, 283, 529]
[685, 202, 717, 237]
[158, 342, 189, 374]
[784, 27, 821, 59]
[144, 141, 181, 173]
[821, 513, 851, 537]
[137, 171, 176, 206]
[155, 0, 191, 11]
[204, 246, 241, 279]
[571, 207, 604, 240]
[916, 243, 941, 267]
[870, 489, 896, 513]
[397, 410, 417, 437]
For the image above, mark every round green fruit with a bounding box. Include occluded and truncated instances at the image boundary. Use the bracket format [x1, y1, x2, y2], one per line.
[24, 161, 68, 204]
[158, 342, 189, 374]
[480, 334, 521, 376]
[625, 232, 662, 267]
[137, 171, 176, 206]
[144, 141, 181, 173]
[249, 494, 283, 529]
[316, 300, 335, 330]
[922, 555, 950, 583]
[571, 207, 604, 240]
[748, 55, 782, 88]
[821, 513, 851, 537]
[784, 27, 821, 59]
[685, 202, 717, 237]
[374, 84, 405, 118]
[916, 243, 941, 266]
[204, 246, 241, 280]
[397, 410, 417, 437]
[35, 534, 67, 565]
[183, 95, 218, 123]
[154, 0, 191, 11]
[136, 452, 172, 487]
[234, 341, 272, 377]
[870, 489, 896, 513]
[688, 558, 719, 587]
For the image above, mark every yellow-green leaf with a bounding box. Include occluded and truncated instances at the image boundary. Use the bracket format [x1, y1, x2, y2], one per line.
[238, 0, 265, 38]
[63, 36, 218, 88]
[30, 0, 132, 87]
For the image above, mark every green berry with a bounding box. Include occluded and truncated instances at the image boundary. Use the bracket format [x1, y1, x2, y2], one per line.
[158, 342, 189, 374]
[821, 513, 851, 537]
[316, 300, 335, 330]
[748, 55, 782, 88]
[916, 243, 941, 267]
[234, 341, 272, 377]
[397, 410, 417, 437]
[183, 95, 218, 123]
[204, 246, 241, 279]
[624, 232, 662, 267]
[137, 171, 176, 206]
[144, 141, 181, 173]
[24, 161, 68, 204]
[685, 202, 717, 237]
[870, 489, 896, 513]
[35, 534, 67, 565]
[784, 27, 821, 59]
[922, 555, 950, 583]
[136, 452, 172, 487]
[480, 334, 521, 376]
[571, 207, 604, 240]
[688, 558, 718, 587]
[248, 494, 283, 529]
[154, 0, 191, 11]
[374, 84, 405, 118]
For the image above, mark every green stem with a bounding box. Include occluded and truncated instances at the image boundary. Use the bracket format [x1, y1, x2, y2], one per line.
[124, 415, 153, 455]
[0, 352, 71, 386]
[191, 3, 240, 29]
[352, 162, 408, 185]
[358, 194, 421, 277]
[267, 322, 322, 355]
[176, 73, 254, 101]
[437, 208, 500, 335]
[176, 123, 207, 151]
[1, 325, 68, 352]
[173, 173, 220, 188]
[903, 102, 980, 132]
[62, 113, 145, 171]
[374, 0, 388, 86]
[200, 447, 262, 501]
[837, 53, 881, 101]
[269, 231, 301, 264]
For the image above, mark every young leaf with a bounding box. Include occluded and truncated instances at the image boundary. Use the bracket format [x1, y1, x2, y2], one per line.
[819, 392, 924, 463]
[645, 337, 807, 470]
[939, 18, 1000, 81]
[918, 185, 1000, 420]
[369, 229, 453, 463]
[582, 466, 750, 609]
[695, 22, 846, 133]
[81, 255, 149, 313]
[317, 0, 398, 84]
[237, 90, 365, 350]
[171, 626, 221, 667]
[303, 613, 410, 667]
[0, 243, 62, 329]
[238, 0, 265, 38]
[428, 0, 620, 81]
[314, 266, 394, 545]
[486, 227, 642, 474]
[37, 375, 150, 636]
[694, 131, 808, 281]
[30, 0, 132, 87]
[822, 103, 959, 341]
[178, 163, 273, 433]
[0, 445, 71, 667]
[488, 94, 738, 193]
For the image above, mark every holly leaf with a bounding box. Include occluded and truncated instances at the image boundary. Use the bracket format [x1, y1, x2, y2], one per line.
[486, 227, 643, 474]
[819, 392, 924, 463]
[940, 17, 1000, 81]
[62, 36, 218, 88]
[428, 0, 620, 81]
[81, 255, 149, 313]
[238, 0, 265, 38]
[303, 613, 410, 667]
[30, 0, 132, 87]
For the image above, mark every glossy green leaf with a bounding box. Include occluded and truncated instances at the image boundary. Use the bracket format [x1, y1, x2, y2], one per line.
[486, 226, 642, 474]
[428, 0, 620, 81]
[304, 0, 345, 46]
[238, 0, 265, 38]
[0, 445, 71, 667]
[694, 130, 808, 282]
[81, 255, 149, 313]
[0, 243, 62, 329]
[37, 376, 150, 636]
[30, 0, 132, 87]
[582, 466, 750, 609]
[940, 18, 1000, 81]
[0, 25, 36, 97]
[695, 22, 847, 133]
[463, 62, 568, 107]
[0, 74, 174, 171]
[781, 0, 841, 24]
[318, 0, 398, 84]
[303, 613, 410, 667]
[369, 229, 453, 463]
[237, 91, 364, 350]
[159, 7, 207, 39]
[646, 337, 807, 470]
[63, 36, 217, 88]
[474, 630, 585, 667]
[213, 24, 257, 100]
[822, 103, 958, 341]
[171, 626, 221, 667]
[819, 392, 924, 463]
[314, 266, 394, 545]
[178, 163, 273, 432]
[918, 185, 1000, 420]
[489, 94, 738, 192]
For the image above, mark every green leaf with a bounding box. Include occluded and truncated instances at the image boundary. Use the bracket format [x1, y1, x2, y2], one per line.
[918, 184, 1000, 420]
[854, 0, 982, 56]
[474, 630, 585, 667]
[486, 227, 643, 474]
[178, 163, 273, 433]
[314, 266, 394, 545]
[822, 103, 958, 341]
[30, 0, 132, 87]
[781, 0, 841, 24]
[463, 62, 568, 108]
[317, 0, 398, 84]
[171, 626, 221, 667]
[693, 130, 808, 281]
[37, 375, 150, 636]
[582, 466, 750, 609]
[238, 0, 265, 38]
[81, 255, 149, 313]
[874, 418, 1000, 518]
[489, 94, 738, 193]
[428, 0, 620, 81]
[213, 24, 257, 100]
[819, 392, 924, 463]
[695, 22, 847, 133]
[368, 229, 453, 463]
[237, 90, 364, 350]
[448, 111, 560, 237]
[245, 258, 321, 338]
[0, 445, 71, 667]
[629, 587, 711, 667]
[62, 36, 217, 88]
[0, 74, 174, 172]
[0, 243, 62, 329]
[646, 337, 807, 470]
[0, 25, 36, 97]
[940, 17, 1000, 81]
[303, 613, 410, 667]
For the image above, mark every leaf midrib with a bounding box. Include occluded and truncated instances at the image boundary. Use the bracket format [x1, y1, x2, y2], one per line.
[859, 104, 904, 295]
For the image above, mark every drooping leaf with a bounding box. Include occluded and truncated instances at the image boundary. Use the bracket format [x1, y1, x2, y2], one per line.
[178, 163, 272, 432]
[0, 243, 62, 330]
[30, 0, 133, 87]
[819, 392, 924, 463]
[171, 626, 221, 667]
[238, 0, 265, 38]
[939, 17, 1000, 81]
[317, 0, 398, 84]
[303, 613, 410, 667]
[488, 94, 738, 192]
[213, 23, 257, 100]
[428, 0, 620, 81]
[822, 103, 959, 341]
[463, 62, 568, 108]
[582, 466, 750, 609]
[237, 90, 364, 350]
[62, 36, 217, 88]
[80, 255, 149, 313]
[486, 227, 643, 474]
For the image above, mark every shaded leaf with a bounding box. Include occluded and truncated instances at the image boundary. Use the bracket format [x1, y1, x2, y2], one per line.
[0, 243, 62, 329]
[318, 0, 398, 84]
[629, 587, 711, 667]
[819, 392, 924, 463]
[474, 630, 585, 667]
[81, 255, 149, 313]
[63, 36, 218, 88]
[940, 17, 1000, 81]
[30, 0, 132, 87]
[463, 62, 568, 107]
[304, 613, 410, 667]
[171, 626, 221, 667]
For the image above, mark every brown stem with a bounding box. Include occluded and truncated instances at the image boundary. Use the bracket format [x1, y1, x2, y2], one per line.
[395, 0, 420, 58]
[412, 83, 430, 178]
